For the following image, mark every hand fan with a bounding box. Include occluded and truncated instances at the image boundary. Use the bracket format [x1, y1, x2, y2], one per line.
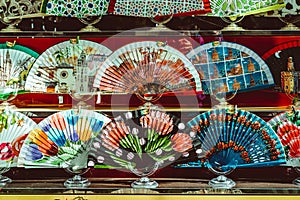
[0, 43, 39, 101]
[89, 108, 192, 188]
[25, 39, 112, 93]
[186, 41, 274, 95]
[0, 108, 37, 186]
[208, 0, 285, 17]
[108, 0, 211, 17]
[41, 0, 110, 18]
[177, 107, 285, 188]
[262, 40, 300, 96]
[93, 41, 202, 102]
[18, 109, 111, 168]
[268, 108, 300, 185]
[0, 108, 37, 167]
[255, 0, 300, 17]
[268, 109, 300, 160]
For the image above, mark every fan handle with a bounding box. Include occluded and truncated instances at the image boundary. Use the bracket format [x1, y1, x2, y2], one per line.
[130, 161, 161, 189]
[0, 161, 12, 187]
[207, 160, 237, 189]
[136, 92, 163, 109]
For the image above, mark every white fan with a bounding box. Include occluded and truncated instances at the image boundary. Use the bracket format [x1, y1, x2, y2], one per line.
[25, 39, 112, 93]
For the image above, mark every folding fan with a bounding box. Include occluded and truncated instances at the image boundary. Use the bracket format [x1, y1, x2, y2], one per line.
[18, 109, 111, 168]
[178, 108, 285, 169]
[108, 0, 211, 17]
[93, 41, 202, 100]
[0, 108, 37, 168]
[208, 0, 285, 17]
[0, 43, 39, 99]
[25, 39, 112, 93]
[186, 41, 274, 95]
[41, 0, 110, 18]
[255, 0, 300, 17]
[89, 108, 192, 188]
[175, 107, 286, 188]
[262, 40, 300, 93]
[268, 109, 300, 161]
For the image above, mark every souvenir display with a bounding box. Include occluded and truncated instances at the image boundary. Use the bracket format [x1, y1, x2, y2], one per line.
[25, 39, 111, 94]
[177, 107, 285, 188]
[41, 0, 110, 18]
[268, 108, 300, 185]
[186, 41, 274, 95]
[108, 0, 211, 18]
[0, 108, 37, 186]
[93, 41, 202, 104]
[89, 108, 192, 188]
[0, 43, 39, 102]
[208, 0, 285, 17]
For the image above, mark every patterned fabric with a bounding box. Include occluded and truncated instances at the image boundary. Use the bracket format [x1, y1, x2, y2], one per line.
[41, 0, 110, 18]
[209, 0, 285, 17]
[108, 0, 211, 17]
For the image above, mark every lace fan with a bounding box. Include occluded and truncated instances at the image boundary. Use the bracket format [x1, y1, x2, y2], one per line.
[25, 39, 112, 93]
[41, 0, 110, 18]
[108, 0, 211, 17]
[89, 108, 192, 188]
[0, 43, 39, 100]
[208, 0, 285, 17]
[18, 109, 111, 168]
[93, 41, 202, 102]
[186, 41, 274, 95]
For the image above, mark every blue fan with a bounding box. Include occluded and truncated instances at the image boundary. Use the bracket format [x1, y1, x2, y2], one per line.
[177, 107, 286, 189]
[186, 41, 274, 95]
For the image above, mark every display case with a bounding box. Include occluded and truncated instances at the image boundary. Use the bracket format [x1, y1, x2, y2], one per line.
[0, 2, 300, 198]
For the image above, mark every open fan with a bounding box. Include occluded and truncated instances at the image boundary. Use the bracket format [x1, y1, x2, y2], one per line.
[93, 41, 202, 105]
[178, 107, 285, 189]
[262, 40, 300, 102]
[0, 42, 39, 104]
[41, 0, 110, 18]
[25, 39, 112, 94]
[18, 109, 110, 188]
[108, 0, 211, 17]
[208, 0, 285, 17]
[0, 107, 37, 186]
[89, 108, 192, 188]
[268, 108, 300, 185]
[186, 41, 274, 96]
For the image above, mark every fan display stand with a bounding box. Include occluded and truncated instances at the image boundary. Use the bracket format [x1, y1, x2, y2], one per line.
[130, 162, 160, 189]
[63, 151, 91, 189]
[0, 165, 12, 187]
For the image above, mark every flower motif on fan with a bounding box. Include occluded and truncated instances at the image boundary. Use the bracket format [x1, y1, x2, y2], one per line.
[189, 109, 284, 168]
[91, 109, 192, 171]
[0, 142, 14, 161]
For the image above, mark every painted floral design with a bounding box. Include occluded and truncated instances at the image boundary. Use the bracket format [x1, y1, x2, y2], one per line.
[18, 109, 110, 168]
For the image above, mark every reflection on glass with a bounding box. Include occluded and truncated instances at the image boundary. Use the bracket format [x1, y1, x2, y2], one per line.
[0, 161, 12, 187]
[63, 150, 90, 189]
[207, 159, 237, 189]
[130, 161, 161, 189]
